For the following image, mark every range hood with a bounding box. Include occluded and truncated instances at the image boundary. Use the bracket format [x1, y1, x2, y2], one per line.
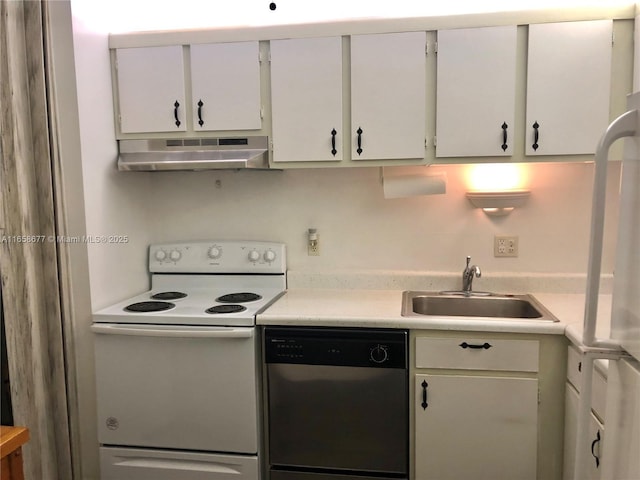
[117, 136, 270, 171]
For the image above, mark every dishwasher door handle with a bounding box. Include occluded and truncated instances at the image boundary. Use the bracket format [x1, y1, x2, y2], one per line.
[91, 324, 253, 338]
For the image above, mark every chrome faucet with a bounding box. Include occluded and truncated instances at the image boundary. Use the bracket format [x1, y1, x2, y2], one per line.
[462, 256, 481, 293]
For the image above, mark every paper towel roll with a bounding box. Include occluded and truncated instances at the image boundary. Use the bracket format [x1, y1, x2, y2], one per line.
[382, 173, 446, 199]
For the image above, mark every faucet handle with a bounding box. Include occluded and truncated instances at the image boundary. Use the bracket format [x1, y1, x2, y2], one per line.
[466, 256, 471, 268]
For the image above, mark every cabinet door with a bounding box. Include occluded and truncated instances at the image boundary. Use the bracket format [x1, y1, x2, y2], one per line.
[191, 42, 262, 131]
[563, 381, 607, 480]
[270, 37, 343, 162]
[116, 46, 187, 133]
[564, 383, 579, 480]
[415, 374, 538, 480]
[351, 32, 426, 160]
[587, 412, 604, 480]
[526, 20, 612, 155]
[436, 26, 517, 157]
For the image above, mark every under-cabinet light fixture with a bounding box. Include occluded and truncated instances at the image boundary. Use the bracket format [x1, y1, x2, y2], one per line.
[466, 190, 531, 217]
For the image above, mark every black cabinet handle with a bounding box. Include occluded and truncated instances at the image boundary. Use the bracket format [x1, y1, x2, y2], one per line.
[174, 101, 181, 128]
[501, 122, 508, 151]
[591, 430, 601, 468]
[459, 342, 492, 350]
[532, 121, 540, 151]
[356, 127, 363, 155]
[421, 380, 429, 410]
[197, 100, 204, 127]
[331, 128, 337, 156]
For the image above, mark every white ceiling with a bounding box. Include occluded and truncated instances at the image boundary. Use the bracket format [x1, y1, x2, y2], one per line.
[70, 0, 633, 34]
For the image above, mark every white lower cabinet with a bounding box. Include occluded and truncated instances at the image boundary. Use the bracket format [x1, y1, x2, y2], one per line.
[411, 332, 567, 480]
[562, 345, 607, 480]
[414, 374, 538, 480]
[563, 385, 604, 480]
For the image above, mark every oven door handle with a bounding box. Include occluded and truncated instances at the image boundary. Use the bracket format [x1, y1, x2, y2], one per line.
[91, 324, 253, 338]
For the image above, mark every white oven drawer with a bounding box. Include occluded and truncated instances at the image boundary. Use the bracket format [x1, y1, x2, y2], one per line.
[100, 446, 259, 480]
[92, 324, 259, 453]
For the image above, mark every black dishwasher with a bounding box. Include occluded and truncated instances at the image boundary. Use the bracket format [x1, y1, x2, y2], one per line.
[264, 327, 408, 480]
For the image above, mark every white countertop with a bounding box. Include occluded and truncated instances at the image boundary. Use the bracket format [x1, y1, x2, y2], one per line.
[258, 288, 612, 339]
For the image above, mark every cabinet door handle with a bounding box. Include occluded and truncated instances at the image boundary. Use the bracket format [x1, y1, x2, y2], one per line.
[356, 127, 363, 155]
[591, 430, 601, 468]
[331, 128, 337, 156]
[459, 342, 492, 350]
[197, 100, 204, 127]
[421, 380, 429, 410]
[174, 100, 181, 128]
[501, 122, 508, 151]
[532, 121, 540, 151]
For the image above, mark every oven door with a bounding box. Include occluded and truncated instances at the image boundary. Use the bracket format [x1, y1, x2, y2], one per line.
[92, 323, 258, 453]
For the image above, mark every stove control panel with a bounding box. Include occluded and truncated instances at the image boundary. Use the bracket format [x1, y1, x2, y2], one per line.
[149, 240, 286, 274]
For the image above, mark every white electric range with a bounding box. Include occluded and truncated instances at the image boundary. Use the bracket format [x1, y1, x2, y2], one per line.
[92, 240, 286, 480]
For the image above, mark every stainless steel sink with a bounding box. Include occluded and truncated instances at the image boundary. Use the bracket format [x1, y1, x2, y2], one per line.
[401, 291, 559, 321]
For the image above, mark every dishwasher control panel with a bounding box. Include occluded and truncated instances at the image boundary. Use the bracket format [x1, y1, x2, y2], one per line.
[264, 327, 407, 369]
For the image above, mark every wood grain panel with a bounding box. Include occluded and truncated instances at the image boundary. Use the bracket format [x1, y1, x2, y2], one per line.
[0, 1, 73, 479]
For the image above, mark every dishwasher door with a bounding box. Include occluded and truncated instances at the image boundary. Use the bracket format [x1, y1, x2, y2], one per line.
[265, 327, 408, 476]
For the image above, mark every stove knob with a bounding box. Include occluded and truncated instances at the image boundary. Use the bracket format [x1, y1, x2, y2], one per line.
[370, 344, 389, 364]
[208, 246, 222, 259]
[169, 249, 182, 262]
[248, 250, 260, 262]
[264, 250, 276, 262]
[154, 250, 167, 261]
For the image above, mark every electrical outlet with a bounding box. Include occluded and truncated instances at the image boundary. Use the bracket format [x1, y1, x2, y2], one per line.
[308, 229, 320, 256]
[494, 235, 519, 257]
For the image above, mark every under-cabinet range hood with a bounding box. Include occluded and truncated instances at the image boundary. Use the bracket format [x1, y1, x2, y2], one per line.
[117, 136, 270, 171]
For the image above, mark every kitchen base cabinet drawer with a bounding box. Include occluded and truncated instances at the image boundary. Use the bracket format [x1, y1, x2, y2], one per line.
[415, 374, 538, 480]
[415, 336, 539, 372]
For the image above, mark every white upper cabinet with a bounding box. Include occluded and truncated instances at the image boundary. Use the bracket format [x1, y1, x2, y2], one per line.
[436, 26, 517, 157]
[116, 46, 187, 134]
[115, 42, 261, 135]
[351, 32, 426, 161]
[526, 20, 613, 156]
[270, 37, 343, 163]
[190, 42, 262, 131]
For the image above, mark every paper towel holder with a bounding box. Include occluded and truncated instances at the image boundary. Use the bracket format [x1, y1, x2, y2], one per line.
[466, 190, 530, 216]
[380, 167, 447, 198]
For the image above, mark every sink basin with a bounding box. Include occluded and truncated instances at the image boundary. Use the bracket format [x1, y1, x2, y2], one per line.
[401, 291, 559, 321]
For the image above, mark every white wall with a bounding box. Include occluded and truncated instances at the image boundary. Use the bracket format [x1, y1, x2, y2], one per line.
[143, 162, 621, 276]
[71, 13, 153, 310]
